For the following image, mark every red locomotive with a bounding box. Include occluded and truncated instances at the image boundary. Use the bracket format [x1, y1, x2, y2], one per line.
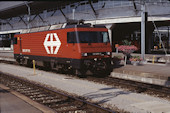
[13, 23, 112, 77]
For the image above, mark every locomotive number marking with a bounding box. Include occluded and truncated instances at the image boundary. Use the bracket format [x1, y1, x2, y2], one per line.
[43, 33, 61, 54]
[22, 49, 31, 53]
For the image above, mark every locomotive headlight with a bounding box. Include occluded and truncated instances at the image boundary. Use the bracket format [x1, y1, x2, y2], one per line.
[106, 52, 111, 55]
[82, 53, 88, 56]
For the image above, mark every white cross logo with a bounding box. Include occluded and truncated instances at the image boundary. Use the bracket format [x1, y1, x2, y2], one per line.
[43, 33, 61, 54]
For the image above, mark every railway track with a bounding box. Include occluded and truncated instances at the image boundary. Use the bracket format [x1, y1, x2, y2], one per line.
[86, 76, 170, 100]
[0, 72, 114, 113]
[1, 59, 170, 100]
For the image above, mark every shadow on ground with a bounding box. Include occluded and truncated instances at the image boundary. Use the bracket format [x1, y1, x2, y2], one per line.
[83, 87, 130, 104]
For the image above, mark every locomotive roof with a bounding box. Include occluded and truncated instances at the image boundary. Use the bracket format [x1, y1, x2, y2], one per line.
[20, 23, 106, 34]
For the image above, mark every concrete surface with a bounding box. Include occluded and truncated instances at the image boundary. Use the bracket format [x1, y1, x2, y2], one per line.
[131, 101, 170, 113]
[0, 63, 170, 113]
[0, 87, 42, 113]
[111, 63, 170, 87]
[0, 84, 55, 113]
[0, 50, 14, 58]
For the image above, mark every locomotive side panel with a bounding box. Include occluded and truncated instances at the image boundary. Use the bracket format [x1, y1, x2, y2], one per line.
[14, 29, 81, 60]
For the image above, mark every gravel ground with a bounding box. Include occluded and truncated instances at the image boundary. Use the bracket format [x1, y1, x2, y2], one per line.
[0, 63, 170, 113]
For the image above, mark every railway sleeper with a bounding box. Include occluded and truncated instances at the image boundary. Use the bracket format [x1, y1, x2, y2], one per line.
[56, 108, 85, 113]
[20, 89, 40, 93]
[48, 102, 71, 108]
[3, 81, 17, 85]
[54, 102, 78, 108]
[33, 96, 59, 101]
[37, 98, 62, 103]
[6, 82, 20, 86]
[70, 109, 87, 113]
[30, 94, 47, 98]
[43, 99, 70, 107]
[54, 105, 78, 112]
[20, 90, 42, 94]
[24, 92, 43, 96]
[21, 90, 42, 94]
[53, 102, 86, 112]
[14, 86, 32, 90]
[16, 87, 37, 91]
[13, 86, 29, 90]
[7, 85, 23, 89]
[42, 99, 66, 104]
[32, 97, 50, 101]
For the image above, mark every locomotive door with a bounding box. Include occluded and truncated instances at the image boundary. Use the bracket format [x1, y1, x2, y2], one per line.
[67, 32, 79, 55]
[18, 37, 22, 54]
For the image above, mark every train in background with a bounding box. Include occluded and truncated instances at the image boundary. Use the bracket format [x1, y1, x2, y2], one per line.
[13, 22, 112, 77]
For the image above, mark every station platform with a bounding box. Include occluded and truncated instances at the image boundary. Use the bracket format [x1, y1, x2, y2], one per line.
[0, 84, 54, 113]
[111, 64, 170, 87]
[112, 52, 170, 87]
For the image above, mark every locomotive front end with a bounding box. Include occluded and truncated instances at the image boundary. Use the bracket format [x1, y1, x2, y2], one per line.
[69, 26, 112, 76]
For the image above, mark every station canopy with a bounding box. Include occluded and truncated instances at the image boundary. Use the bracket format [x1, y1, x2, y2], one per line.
[0, 1, 79, 20]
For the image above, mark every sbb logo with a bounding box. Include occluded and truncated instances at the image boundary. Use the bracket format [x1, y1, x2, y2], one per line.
[43, 33, 61, 54]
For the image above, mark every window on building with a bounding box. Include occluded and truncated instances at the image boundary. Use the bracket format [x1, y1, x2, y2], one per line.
[0, 34, 11, 47]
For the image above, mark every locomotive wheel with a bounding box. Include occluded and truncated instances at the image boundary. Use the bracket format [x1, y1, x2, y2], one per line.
[75, 69, 86, 78]
[93, 61, 112, 77]
[43, 62, 51, 71]
[59, 66, 69, 74]
[18, 59, 24, 66]
[26, 59, 33, 67]
[91, 67, 111, 77]
[16, 58, 21, 65]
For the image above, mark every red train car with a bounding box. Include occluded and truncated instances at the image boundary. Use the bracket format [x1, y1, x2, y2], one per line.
[13, 23, 112, 77]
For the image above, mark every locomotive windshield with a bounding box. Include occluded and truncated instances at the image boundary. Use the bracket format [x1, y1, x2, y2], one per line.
[67, 31, 109, 43]
[78, 31, 109, 43]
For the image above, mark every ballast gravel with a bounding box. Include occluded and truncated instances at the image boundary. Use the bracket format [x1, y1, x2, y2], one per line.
[0, 63, 170, 113]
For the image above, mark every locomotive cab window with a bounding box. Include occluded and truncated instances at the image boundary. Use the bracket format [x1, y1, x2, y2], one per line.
[67, 32, 77, 43]
[78, 31, 109, 43]
[102, 32, 109, 43]
[67, 31, 109, 43]
[13, 37, 17, 44]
